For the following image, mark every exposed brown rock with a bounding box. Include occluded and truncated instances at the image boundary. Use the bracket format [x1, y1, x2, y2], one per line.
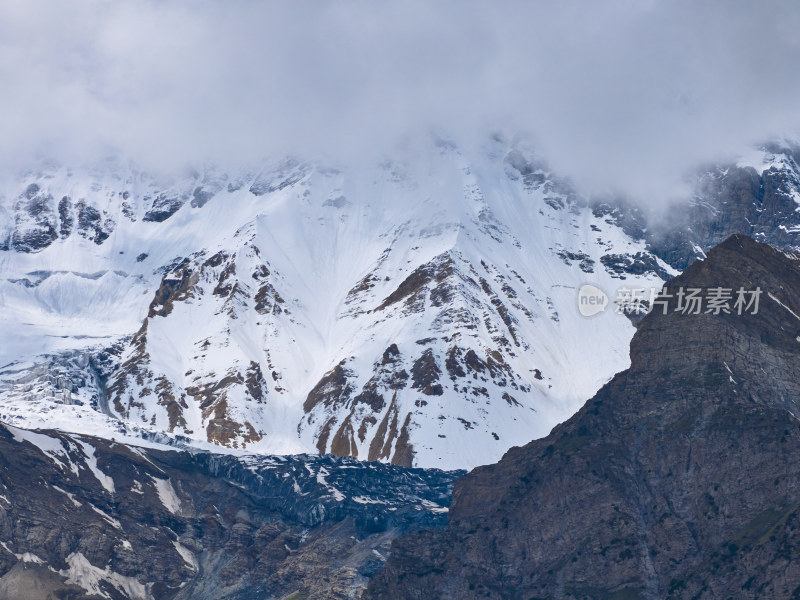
[368, 394, 400, 462]
[330, 416, 358, 459]
[148, 259, 199, 318]
[376, 254, 454, 312]
[303, 361, 354, 414]
[253, 281, 285, 314]
[478, 276, 519, 346]
[187, 371, 244, 412]
[357, 416, 377, 443]
[445, 346, 466, 379]
[154, 376, 187, 431]
[353, 388, 385, 412]
[392, 413, 414, 467]
[205, 398, 260, 447]
[212, 260, 236, 297]
[315, 416, 336, 454]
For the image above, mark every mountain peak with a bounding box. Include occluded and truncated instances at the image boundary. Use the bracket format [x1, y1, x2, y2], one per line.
[629, 233, 800, 391]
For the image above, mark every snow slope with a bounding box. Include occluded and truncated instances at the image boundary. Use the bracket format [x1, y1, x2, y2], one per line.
[0, 137, 675, 469]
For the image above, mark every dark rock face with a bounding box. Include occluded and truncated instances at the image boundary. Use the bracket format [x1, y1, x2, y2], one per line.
[556, 249, 595, 273]
[0, 424, 461, 599]
[75, 200, 115, 244]
[143, 193, 186, 223]
[375, 254, 456, 313]
[367, 235, 800, 599]
[578, 146, 800, 278]
[600, 251, 672, 280]
[647, 149, 800, 270]
[58, 196, 74, 238]
[2, 168, 230, 251]
[11, 187, 58, 253]
[411, 349, 444, 396]
[303, 362, 355, 415]
[190, 186, 215, 209]
[9, 184, 118, 252]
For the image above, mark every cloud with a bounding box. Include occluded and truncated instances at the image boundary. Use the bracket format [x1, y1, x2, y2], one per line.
[1, 0, 799, 201]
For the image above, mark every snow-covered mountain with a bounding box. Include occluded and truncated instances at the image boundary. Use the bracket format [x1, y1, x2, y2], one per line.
[1, 136, 799, 470]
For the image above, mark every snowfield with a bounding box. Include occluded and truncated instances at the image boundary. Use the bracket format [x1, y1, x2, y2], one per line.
[0, 138, 677, 469]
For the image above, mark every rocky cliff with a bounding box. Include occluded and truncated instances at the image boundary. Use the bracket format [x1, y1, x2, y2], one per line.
[0, 423, 460, 599]
[367, 234, 800, 599]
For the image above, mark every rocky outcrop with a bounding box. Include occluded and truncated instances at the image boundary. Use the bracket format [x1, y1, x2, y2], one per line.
[107, 242, 282, 448]
[367, 235, 800, 599]
[142, 193, 187, 223]
[11, 184, 59, 252]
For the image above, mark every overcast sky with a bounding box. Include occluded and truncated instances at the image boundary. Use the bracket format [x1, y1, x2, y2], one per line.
[1, 0, 799, 200]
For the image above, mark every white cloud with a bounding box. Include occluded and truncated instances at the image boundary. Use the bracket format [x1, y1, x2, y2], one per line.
[1, 0, 799, 201]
